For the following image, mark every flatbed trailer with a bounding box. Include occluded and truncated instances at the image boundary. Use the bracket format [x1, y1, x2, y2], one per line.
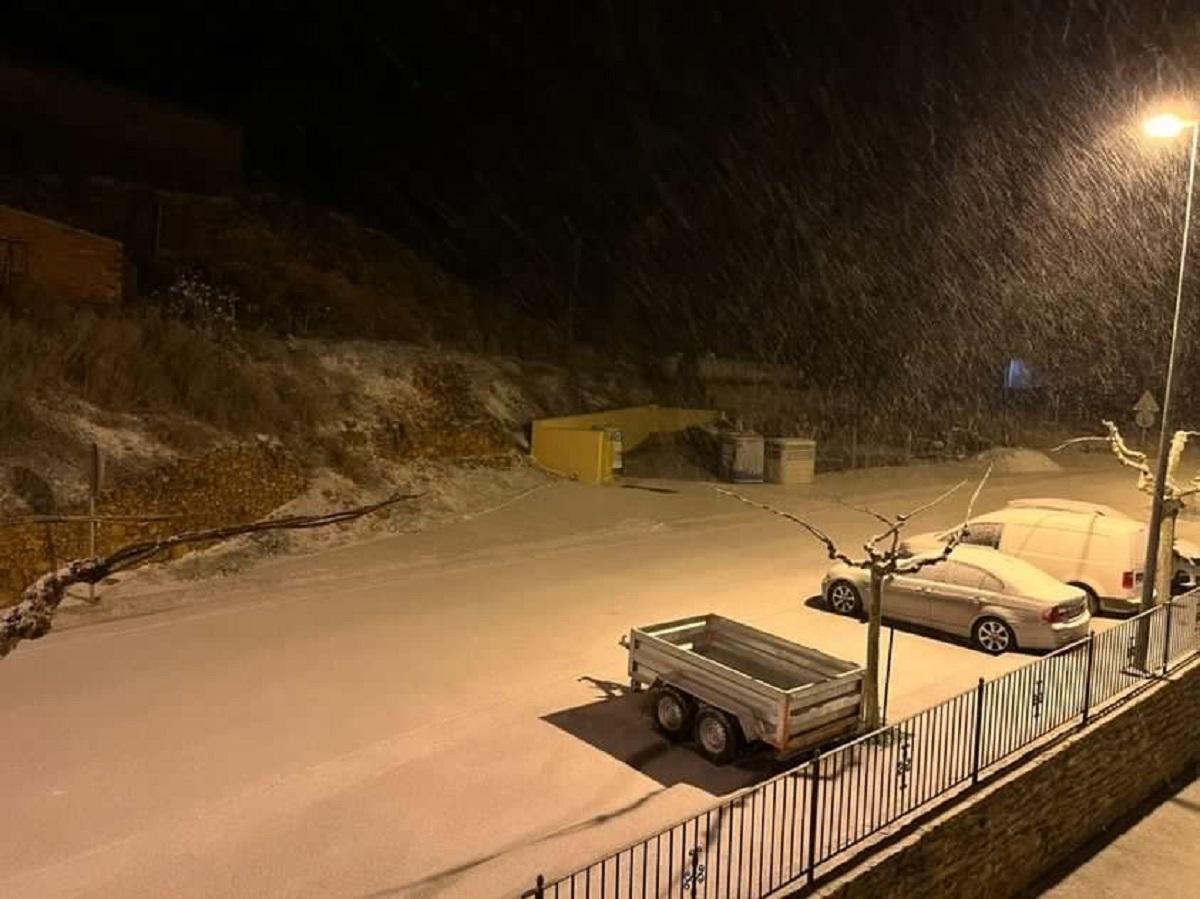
[625, 614, 865, 763]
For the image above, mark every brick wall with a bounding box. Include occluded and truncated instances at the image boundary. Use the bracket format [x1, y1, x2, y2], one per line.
[0, 442, 307, 605]
[0, 205, 123, 303]
[804, 660, 1200, 899]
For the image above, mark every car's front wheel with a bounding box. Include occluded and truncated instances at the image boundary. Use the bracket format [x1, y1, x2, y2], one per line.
[826, 580, 863, 617]
[972, 616, 1016, 655]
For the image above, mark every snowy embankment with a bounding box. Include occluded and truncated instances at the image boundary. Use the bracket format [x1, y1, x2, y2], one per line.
[1, 338, 650, 616]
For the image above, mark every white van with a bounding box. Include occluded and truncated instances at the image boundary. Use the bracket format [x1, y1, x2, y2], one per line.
[920, 501, 1147, 614]
[1004, 498, 1200, 594]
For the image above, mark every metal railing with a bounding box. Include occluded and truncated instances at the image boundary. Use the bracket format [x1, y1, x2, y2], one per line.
[525, 592, 1200, 899]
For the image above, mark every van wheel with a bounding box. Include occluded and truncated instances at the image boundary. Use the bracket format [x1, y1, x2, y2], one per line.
[972, 617, 1016, 655]
[649, 685, 695, 741]
[693, 706, 743, 765]
[826, 580, 863, 617]
[1070, 583, 1100, 617]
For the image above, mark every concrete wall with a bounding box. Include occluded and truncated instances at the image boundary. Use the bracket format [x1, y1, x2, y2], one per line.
[0, 443, 307, 606]
[805, 659, 1200, 899]
[531, 405, 718, 484]
[0, 205, 124, 303]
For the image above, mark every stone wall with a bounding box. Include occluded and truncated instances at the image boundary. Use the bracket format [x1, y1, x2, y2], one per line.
[0, 442, 307, 605]
[805, 659, 1200, 899]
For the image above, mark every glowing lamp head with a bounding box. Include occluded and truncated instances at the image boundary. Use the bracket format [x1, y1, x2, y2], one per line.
[1144, 113, 1193, 138]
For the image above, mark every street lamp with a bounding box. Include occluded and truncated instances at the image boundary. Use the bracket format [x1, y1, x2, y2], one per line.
[1140, 112, 1199, 611]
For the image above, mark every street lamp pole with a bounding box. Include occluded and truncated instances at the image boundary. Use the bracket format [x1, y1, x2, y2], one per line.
[1141, 117, 1199, 612]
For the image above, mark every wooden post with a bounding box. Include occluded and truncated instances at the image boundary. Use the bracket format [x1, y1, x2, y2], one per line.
[87, 443, 102, 604]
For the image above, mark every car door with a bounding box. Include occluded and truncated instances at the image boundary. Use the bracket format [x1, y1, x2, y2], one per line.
[926, 562, 993, 636]
[882, 569, 933, 624]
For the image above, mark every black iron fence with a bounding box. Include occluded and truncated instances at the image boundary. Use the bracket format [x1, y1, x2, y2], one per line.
[525, 591, 1200, 899]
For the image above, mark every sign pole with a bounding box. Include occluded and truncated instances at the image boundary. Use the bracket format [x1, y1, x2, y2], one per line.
[1134, 391, 1160, 458]
[882, 625, 896, 726]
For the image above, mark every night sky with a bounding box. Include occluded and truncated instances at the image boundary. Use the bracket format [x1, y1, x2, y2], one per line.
[0, 3, 1034, 275]
[6, 2, 1200, 415]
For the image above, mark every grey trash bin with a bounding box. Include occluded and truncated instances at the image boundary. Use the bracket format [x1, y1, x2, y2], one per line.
[720, 432, 765, 483]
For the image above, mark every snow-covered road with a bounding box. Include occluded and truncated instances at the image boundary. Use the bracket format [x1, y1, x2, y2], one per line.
[0, 457, 1173, 897]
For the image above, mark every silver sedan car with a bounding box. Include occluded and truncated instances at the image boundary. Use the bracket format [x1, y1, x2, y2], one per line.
[820, 544, 1091, 654]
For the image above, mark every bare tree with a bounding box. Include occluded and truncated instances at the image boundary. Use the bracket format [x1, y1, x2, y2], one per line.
[1053, 419, 1200, 608]
[718, 467, 991, 730]
[0, 493, 417, 660]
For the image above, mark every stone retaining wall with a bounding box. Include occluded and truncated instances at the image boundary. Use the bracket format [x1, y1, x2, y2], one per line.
[0, 442, 306, 605]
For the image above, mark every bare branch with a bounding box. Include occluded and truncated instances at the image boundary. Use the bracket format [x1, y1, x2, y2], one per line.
[827, 496, 893, 529]
[1166, 430, 1200, 496]
[865, 479, 966, 558]
[1055, 420, 1153, 493]
[891, 541, 957, 576]
[1102, 419, 1153, 492]
[716, 488, 858, 567]
[1049, 435, 1109, 453]
[893, 465, 992, 575]
[0, 493, 418, 660]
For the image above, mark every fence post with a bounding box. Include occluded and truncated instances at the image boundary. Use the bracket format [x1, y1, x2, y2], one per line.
[522, 874, 545, 899]
[806, 752, 822, 884]
[971, 677, 986, 787]
[87, 442, 101, 605]
[1082, 633, 1096, 725]
[1163, 600, 1175, 674]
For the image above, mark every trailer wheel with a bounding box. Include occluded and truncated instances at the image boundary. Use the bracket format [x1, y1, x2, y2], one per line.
[650, 685, 695, 741]
[693, 706, 743, 765]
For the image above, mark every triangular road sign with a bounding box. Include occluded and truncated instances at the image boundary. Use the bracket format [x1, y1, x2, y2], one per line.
[1134, 391, 1160, 415]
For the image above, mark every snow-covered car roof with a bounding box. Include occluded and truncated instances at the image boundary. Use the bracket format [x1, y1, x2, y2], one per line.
[1006, 497, 1127, 518]
[1002, 498, 1199, 561]
[962, 505, 1145, 534]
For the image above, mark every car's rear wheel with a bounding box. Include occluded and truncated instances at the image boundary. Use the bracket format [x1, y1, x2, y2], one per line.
[649, 685, 695, 741]
[693, 706, 743, 765]
[972, 617, 1016, 655]
[826, 580, 863, 617]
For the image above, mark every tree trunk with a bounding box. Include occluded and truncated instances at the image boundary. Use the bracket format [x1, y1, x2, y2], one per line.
[863, 567, 884, 731]
[1156, 509, 1177, 606]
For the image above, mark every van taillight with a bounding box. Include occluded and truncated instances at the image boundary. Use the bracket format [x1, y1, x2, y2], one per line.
[1122, 570, 1134, 590]
[1043, 606, 1066, 624]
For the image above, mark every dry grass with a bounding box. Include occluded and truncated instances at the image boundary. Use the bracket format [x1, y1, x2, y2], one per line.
[0, 298, 334, 447]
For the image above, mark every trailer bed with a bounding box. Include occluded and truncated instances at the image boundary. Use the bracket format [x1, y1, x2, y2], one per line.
[628, 614, 864, 756]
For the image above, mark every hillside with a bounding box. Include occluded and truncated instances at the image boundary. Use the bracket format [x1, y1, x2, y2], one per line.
[0, 328, 653, 607]
[0, 177, 571, 359]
